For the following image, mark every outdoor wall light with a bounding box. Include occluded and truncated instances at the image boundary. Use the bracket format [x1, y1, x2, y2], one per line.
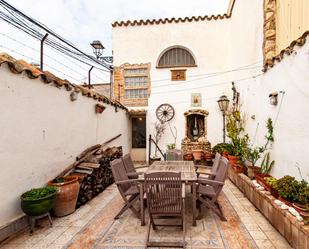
[70, 91, 78, 101]
[90, 40, 104, 59]
[269, 91, 279, 106]
[217, 95, 230, 143]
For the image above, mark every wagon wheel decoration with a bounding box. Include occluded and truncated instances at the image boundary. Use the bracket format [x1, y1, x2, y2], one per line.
[156, 103, 175, 123]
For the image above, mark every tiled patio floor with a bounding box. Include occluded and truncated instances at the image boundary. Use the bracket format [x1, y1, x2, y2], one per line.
[1, 178, 292, 249]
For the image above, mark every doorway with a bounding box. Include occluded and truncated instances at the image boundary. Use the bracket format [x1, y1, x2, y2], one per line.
[131, 116, 146, 162]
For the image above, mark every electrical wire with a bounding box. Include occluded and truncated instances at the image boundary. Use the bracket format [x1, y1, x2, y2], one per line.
[151, 73, 264, 95]
[0, 0, 112, 71]
[0, 32, 109, 83]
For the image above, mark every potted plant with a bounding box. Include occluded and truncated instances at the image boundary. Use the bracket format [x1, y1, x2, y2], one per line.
[226, 111, 249, 166]
[264, 176, 278, 197]
[254, 152, 275, 184]
[48, 175, 80, 217]
[212, 143, 233, 156]
[244, 146, 264, 179]
[274, 175, 300, 206]
[21, 186, 58, 216]
[292, 180, 309, 217]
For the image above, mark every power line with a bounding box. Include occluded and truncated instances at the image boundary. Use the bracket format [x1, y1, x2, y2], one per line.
[0, 32, 109, 82]
[0, 44, 81, 83]
[151, 60, 262, 84]
[0, 0, 112, 71]
[151, 73, 264, 95]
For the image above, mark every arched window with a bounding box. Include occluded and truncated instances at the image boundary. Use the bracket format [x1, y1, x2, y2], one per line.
[157, 46, 196, 68]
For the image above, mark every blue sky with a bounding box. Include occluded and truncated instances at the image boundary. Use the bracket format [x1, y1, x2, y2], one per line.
[0, 0, 230, 83]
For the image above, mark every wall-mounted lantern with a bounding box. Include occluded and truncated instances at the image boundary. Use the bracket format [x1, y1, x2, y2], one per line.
[269, 92, 278, 106]
[70, 91, 78, 101]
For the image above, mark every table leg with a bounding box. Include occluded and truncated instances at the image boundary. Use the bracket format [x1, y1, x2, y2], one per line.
[139, 184, 145, 226]
[192, 183, 197, 226]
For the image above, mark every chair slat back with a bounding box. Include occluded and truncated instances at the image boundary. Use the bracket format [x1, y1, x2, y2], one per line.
[211, 152, 222, 174]
[145, 172, 182, 215]
[122, 154, 137, 177]
[213, 157, 230, 191]
[110, 158, 131, 192]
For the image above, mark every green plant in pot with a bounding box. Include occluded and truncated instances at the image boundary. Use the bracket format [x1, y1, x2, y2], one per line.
[20, 186, 58, 216]
[274, 175, 300, 205]
[226, 111, 249, 165]
[212, 143, 233, 156]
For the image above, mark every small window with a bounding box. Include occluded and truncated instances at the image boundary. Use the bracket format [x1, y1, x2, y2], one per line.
[157, 46, 196, 68]
[171, 69, 186, 81]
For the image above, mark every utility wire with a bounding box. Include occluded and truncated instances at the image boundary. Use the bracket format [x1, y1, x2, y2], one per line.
[0, 0, 112, 71]
[151, 73, 264, 95]
[0, 32, 109, 82]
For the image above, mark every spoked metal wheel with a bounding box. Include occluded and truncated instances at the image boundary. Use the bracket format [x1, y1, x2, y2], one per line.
[156, 104, 175, 123]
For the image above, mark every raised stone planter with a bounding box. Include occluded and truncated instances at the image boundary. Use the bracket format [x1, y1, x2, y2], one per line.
[228, 167, 309, 249]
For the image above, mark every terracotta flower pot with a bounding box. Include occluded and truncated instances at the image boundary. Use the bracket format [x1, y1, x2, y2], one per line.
[222, 151, 229, 158]
[204, 151, 213, 161]
[255, 173, 271, 191]
[48, 176, 80, 217]
[192, 150, 203, 161]
[292, 203, 308, 213]
[228, 155, 238, 166]
[247, 166, 260, 179]
[278, 196, 291, 206]
[183, 153, 193, 161]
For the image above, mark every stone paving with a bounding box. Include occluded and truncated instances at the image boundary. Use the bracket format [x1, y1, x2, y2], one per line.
[0, 178, 292, 249]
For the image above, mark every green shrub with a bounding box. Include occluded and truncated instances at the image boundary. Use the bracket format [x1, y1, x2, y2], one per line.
[274, 176, 300, 203]
[212, 143, 233, 155]
[21, 186, 57, 200]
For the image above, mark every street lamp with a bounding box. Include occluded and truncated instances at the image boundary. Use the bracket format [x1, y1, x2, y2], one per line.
[90, 40, 113, 98]
[90, 40, 104, 59]
[217, 95, 230, 143]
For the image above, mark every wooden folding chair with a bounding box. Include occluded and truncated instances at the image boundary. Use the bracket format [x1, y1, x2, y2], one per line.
[122, 153, 143, 179]
[145, 172, 185, 248]
[110, 158, 144, 224]
[195, 152, 221, 178]
[193, 156, 230, 224]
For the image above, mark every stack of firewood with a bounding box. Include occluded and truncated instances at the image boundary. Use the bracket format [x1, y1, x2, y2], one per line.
[67, 145, 122, 208]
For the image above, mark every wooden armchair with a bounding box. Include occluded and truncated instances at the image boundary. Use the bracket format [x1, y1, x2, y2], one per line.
[193, 156, 230, 225]
[122, 153, 143, 179]
[195, 152, 221, 177]
[110, 158, 144, 225]
[145, 172, 185, 248]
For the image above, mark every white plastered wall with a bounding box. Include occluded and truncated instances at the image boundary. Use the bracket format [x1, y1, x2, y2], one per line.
[112, 0, 264, 159]
[0, 64, 130, 227]
[241, 41, 309, 181]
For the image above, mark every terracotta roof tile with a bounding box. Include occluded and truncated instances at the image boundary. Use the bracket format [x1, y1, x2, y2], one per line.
[263, 30, 309, 72]
[0, 53, 126, 110]
[112, 13, 230, 28]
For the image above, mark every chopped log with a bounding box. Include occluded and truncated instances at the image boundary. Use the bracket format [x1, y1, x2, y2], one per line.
[78, 162, 100, 169]
[74, 168, 93, 175]
[76, 144, 101, 160]
[59, 134, 122, 177]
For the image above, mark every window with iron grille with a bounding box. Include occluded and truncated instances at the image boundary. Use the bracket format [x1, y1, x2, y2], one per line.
[157, 46, 196, 68]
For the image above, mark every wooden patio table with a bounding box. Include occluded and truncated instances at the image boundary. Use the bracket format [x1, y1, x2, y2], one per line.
[139, 160, 197, 226]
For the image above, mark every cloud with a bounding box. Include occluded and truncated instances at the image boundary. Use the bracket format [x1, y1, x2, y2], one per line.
[0, 0, 229, 83]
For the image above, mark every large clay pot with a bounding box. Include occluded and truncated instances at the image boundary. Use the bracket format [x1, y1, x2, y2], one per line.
[192, 150, 203, 161]
[48, 176, 80, 217]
